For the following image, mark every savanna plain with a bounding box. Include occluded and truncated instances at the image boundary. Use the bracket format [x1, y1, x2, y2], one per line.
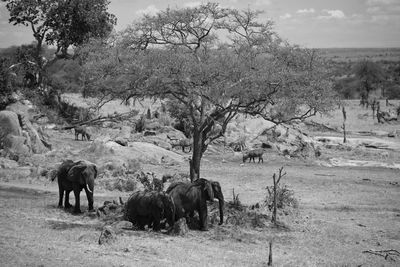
[1, 96, 400, 267]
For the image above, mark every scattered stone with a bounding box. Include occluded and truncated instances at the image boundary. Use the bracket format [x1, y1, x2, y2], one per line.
[144, 131, 156, 136]
[114, 137, 128, 146]
[388, 131, 396, 138]
[112, 220, 133, 230]
[171, 218, 189, 236]
[98, 226, 116, 245]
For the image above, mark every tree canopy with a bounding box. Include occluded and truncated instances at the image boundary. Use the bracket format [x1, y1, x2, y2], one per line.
[353, 59, 383, 99]
[2, 0, 116, 58]
[80, 3, 337, 180]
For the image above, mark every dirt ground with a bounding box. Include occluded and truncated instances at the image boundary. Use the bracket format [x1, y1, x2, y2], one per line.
[1, 99, 400, 266]
[1, 154, 400, 266]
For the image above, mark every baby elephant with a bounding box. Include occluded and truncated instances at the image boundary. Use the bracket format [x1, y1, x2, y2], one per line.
[74, 126, 91, 141]
[243, 148, 264, 163]
[124, 191, 175, 231]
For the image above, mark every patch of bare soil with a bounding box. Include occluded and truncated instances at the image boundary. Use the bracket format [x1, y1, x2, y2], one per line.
[1, 154, 400, 266]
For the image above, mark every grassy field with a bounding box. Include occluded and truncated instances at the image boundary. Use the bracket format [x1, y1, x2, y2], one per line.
[318, 47, 400, 62]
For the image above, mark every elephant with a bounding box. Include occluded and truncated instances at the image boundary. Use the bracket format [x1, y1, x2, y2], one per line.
[124, 191, 175, 231]
[166, 178, 221, 231]
[52, 160, 97, 213]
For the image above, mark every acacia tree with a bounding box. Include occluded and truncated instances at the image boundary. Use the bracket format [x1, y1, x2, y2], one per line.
[45, 0, 116, 58]
[82, 3, 336, 181]
[2, 0, 116, 85]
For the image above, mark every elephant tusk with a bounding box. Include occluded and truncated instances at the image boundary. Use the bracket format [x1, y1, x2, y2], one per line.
[86, 184, 93, 194]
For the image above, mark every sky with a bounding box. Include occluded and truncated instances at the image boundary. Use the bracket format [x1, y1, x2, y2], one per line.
[1, 0, 400, 48]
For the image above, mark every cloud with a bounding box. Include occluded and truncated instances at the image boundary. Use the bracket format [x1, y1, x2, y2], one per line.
[365, 0, 400, 25]
[296, 8, 315, 14]
[367, 0, 397, 5]
[136, 5, 159, 16]
[279, 13, 292, 20]
[183, 2, 201, 8]
[254, 0, 272, 6]
[318, 9, 345, 19]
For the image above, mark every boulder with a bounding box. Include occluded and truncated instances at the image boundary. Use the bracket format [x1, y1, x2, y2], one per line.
[0, 110, 22, 140]
[142, 136, 172, 150]
[0, 158, 19, 169]
[119, 126, 132, 140]
[2, 134, 31, 156]
[171, 218, 189, 236]
[4, 103, 49, 154]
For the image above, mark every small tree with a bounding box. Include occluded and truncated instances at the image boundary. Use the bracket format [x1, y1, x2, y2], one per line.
[354, 59, 383, 101]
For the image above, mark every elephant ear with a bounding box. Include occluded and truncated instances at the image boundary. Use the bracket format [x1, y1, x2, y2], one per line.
[204, 181, 214, 201]
[91, 164, 98, 179]
[67, 164, 87, 185]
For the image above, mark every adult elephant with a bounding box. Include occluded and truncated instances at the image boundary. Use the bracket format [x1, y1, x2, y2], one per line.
[124, 191, 175, 231]
[210, 180, 224, 225]
[166, 178, 222, 231]
[52, 160, 97, 213]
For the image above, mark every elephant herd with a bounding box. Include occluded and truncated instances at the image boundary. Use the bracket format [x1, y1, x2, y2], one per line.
[53, 159, 224, 231]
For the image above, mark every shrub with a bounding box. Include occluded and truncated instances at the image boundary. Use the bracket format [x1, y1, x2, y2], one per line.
[264, 184, 298, 210]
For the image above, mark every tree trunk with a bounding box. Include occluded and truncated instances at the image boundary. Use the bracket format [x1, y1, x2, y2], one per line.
[189, 128, 210, 182]
[190, 131, 203, 182]
[35, 38, 44, 86]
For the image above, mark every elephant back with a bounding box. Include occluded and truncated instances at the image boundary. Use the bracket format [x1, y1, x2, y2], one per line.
[124, 191, 158, 219]
[124, 191, 175, 229]
[55, 160, 75, 181]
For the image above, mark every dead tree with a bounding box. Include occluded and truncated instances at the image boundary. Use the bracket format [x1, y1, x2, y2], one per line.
[342, 106, 347, 143]
[271, 167, 286, 225]
[371, 99, 377, 120]
[268, 241, 273, 266]
[376, 101, 382, 123]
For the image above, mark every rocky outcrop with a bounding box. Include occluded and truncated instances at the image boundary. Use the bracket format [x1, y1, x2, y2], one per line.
[6, 102, 48, 154]
[0, 110, 30, 157]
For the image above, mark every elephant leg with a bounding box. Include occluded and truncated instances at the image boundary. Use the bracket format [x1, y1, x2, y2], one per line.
[58, 186, 64, 208]
[198, 205, 208, 231]
[152, 216, 161, 231]
[84, 187, 94, 211]
[73, 189, 81, 214]
[64, 190, 72, 208]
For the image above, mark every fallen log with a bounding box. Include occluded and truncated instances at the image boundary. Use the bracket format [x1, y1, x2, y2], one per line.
[60, 110, 137, 130]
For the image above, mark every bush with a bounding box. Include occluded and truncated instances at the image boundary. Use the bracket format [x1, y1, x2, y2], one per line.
[264, 184, 298, 210]
[135, 115, 146, 132]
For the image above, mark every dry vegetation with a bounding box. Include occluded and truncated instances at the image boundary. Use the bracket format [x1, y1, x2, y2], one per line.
[1, 97, 400, 266]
